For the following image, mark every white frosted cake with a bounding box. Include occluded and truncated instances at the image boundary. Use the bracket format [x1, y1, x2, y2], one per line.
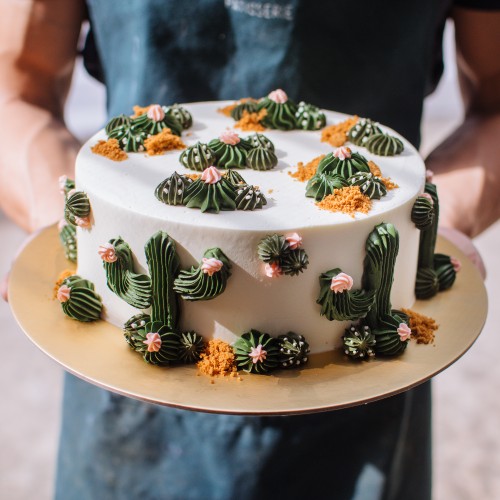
[70, 100, 425, 357]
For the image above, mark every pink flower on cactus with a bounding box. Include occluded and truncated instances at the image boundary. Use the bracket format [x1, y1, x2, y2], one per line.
[397, 323, 412, 342]
[265, 262, 282, 278]
[249, 344, 267, 364]
[143, 332, 162, 352]
[333, 146, 352, 160]
[74, 216, 91, 228]
[147, 104, 165, 122]
[286, 233, 302, 250]
[201, 166, 222, 184]
[201, 257, 224, 276]
[330, 272, 354, 293]
[421, 192, 434, 205]
[219, 130, 240, 145]
[268, 89, 288, 104]
[98, 243, 118, 263]
[57, 285, 71, 303]
[450, 256, 462, 273]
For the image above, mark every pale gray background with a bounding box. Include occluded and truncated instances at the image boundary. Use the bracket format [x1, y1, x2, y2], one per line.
[1, 22, 499, 500]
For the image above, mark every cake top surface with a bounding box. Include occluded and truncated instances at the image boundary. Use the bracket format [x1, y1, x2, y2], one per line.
[77, 101, 425, 232]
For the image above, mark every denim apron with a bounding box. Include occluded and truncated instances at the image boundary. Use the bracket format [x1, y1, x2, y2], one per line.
[56, 1, 452, 498]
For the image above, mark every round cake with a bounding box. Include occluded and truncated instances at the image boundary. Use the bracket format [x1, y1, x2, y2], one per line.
[72, 100, 425, 355]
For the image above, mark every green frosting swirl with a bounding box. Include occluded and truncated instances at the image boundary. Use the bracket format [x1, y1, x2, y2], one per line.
[230, 101, 259, 121]
[173, 248, 232, 301]
[342, 325, 376, 360]
[295, 102, 326, 130]
[347, 118, 382, 146]
[277, 332, 310, 368]
[317, 268, 375, 321]
[224, 169, 247, 186]
[164, 104, 192, 129]
[155, 171, 194, 206]
[348, 172, 387, 200]
[108, 122, 147, 152]
[246, 146, 278, 171]
[246, 133, 275, 152]
[132, 110, 183, 137]
[59, 223, 77, 263]
[362, 223, 400, 329]
[183, 177, 236, 213]
[415, 267, 440, 299]
[280, 248, 309, 276]
[128, 320, 181, 365]
[123, 313, 150, 348]
[233, 329, 280, 374]
[60, 275, 103, 322]
[434, 254, 457, 291]
[411, 195, 435, 230]
[65, 191, 91, 219]
[316, 151, 371, 179]
[235, 184, 267, 211]
[105, 114, 131, 136]
[179, 142, 217, 171]
[257, 234, 289, 264]
[365, 133, 404, 156]
[372, 312, 409, 357]
[207, 138, 250, 169]
[258, 97, 298, 130]
[145, 231, 181, 330]
[178, 331, 205, 363]
[305, 173, 348, 201]
[103, 237, 152, 309]
[417, 183, 439, 269]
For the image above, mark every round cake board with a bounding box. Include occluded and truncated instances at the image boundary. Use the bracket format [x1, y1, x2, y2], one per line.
[9, 225, 487, 415]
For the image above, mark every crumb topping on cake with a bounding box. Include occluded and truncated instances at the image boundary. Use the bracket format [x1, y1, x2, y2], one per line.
[91, 139, 128, 161]
[144, 128, 186, 156]
[402, 308, 439, 344]
[132, 104, 151, 118]
[234, 109, 268, 131]
[289, 155, 325, 182]
[316, 186, 372, 216]
[368, 160, 398, 190]
[53, 269, 76, 299]
[197, 339, 238, 377]
[321, 116, 359, 147]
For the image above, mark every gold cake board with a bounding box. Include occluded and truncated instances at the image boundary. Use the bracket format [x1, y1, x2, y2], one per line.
[9, 225, 487, 415]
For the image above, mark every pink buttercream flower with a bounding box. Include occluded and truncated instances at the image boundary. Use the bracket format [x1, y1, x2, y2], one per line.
[58, 219, 68, 231]
[201, 166, 222, 184]
[143, 332, 162, 352]
[58, 175, 68, 194]
[286, 232, 303, 250]
[201, 257, 224, 276]
[249, 344, 267, 364]
[397, 323, 412, 342]
[450, 256, 462, 273]
[57, 285, 71, 303]
[268, 89, 288, 104]
[333, 146, 352, 160]
[147, 104, 165, 122]
[219, 130, 240, 145]
[425, 169, 434, 183]
[265, 262, 283, 278]
[98, 243, 118, 263]
[420, 192, 434, 205]
[74, 216, 91, 228]
[330, 272, 354, 293]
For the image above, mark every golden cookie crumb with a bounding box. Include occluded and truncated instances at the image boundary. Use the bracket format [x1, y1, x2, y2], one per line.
[184, 173, 201, 181]
[234, 109, 268, 132]
[131, 104, 152, 118]
[368, 161, 398, 190]
[144, 128, 186, 156]
[218, 97, 257, 117]
[289, 155, 325, 182]
[316, 186, 371, 216]
[197, 339, 238, 377]
[368, 160, 382, 177]
[321, 116, 359, 147]
[91, 139, 128, 162]
[401, 308, 439, 344]
[53, 269, 75, 299]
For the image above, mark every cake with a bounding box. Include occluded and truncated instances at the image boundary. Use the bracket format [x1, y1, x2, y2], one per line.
[56, 92, 457, 373]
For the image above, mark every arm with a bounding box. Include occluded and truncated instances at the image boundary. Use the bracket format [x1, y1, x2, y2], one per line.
[427, 7, 500, 237]
[0, 0, 86, 232]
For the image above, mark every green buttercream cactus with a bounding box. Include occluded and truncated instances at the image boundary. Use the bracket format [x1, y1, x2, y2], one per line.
[305, 173, 348, 201]
[295, 102, 326, 130]
[155, 171, 194, 206]
[179, 142, 217, 171]
[57, 275, 102, 322]
[348, 172, 387, 200]
[246, 146, 278, 171]
[164, 104, 193, 129]
[99, 238, 152, 309]
[58, 221, 77, 263]
[173, 248, 232, 301]
[246, 133, 275, 152]
[178, 332, 205, 363]
[258, 233, 309, 277]
[64, 189, 91, 228]
[224, 169, 247, 186]
[347, 118, 382, 146]
[411, 194, 435, 230]
[316, 147, 371, 179]
[183, 166, 236, 213]
[233, 329, 280, 374]
[372, 312, 411, 357]
[257, 89, 297, 130]
[342, 325, 376, 360]
[277, 332, 310, 368]
[317, 268, 375, 321]
[107, 115, 148, 152]
[365, 133, 404, 156]
[434, 254, 459, 291]
[105, 114, 131, 136]
[208, 130, 251, 169]
[132, 104, 183, 137]
[230, 101, 259, 121]
[123, 313, 150, 348]
[235, 184, 267, 210]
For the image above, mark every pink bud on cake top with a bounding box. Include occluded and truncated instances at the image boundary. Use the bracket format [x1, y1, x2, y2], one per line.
[330, 272, 353, 293]
[147, 104, 165, 122]
[143, 332, 162, 352]
[249, 344, 267, 364]
[219, 130, 240, 145]
[201, 257, 224, 276]
[333, 146, 352, 161]
[201, 166, 222, 184]
[268, 89, 288, 104]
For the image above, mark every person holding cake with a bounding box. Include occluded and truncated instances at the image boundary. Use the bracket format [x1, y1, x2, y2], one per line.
[0, 1, 499, 499]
